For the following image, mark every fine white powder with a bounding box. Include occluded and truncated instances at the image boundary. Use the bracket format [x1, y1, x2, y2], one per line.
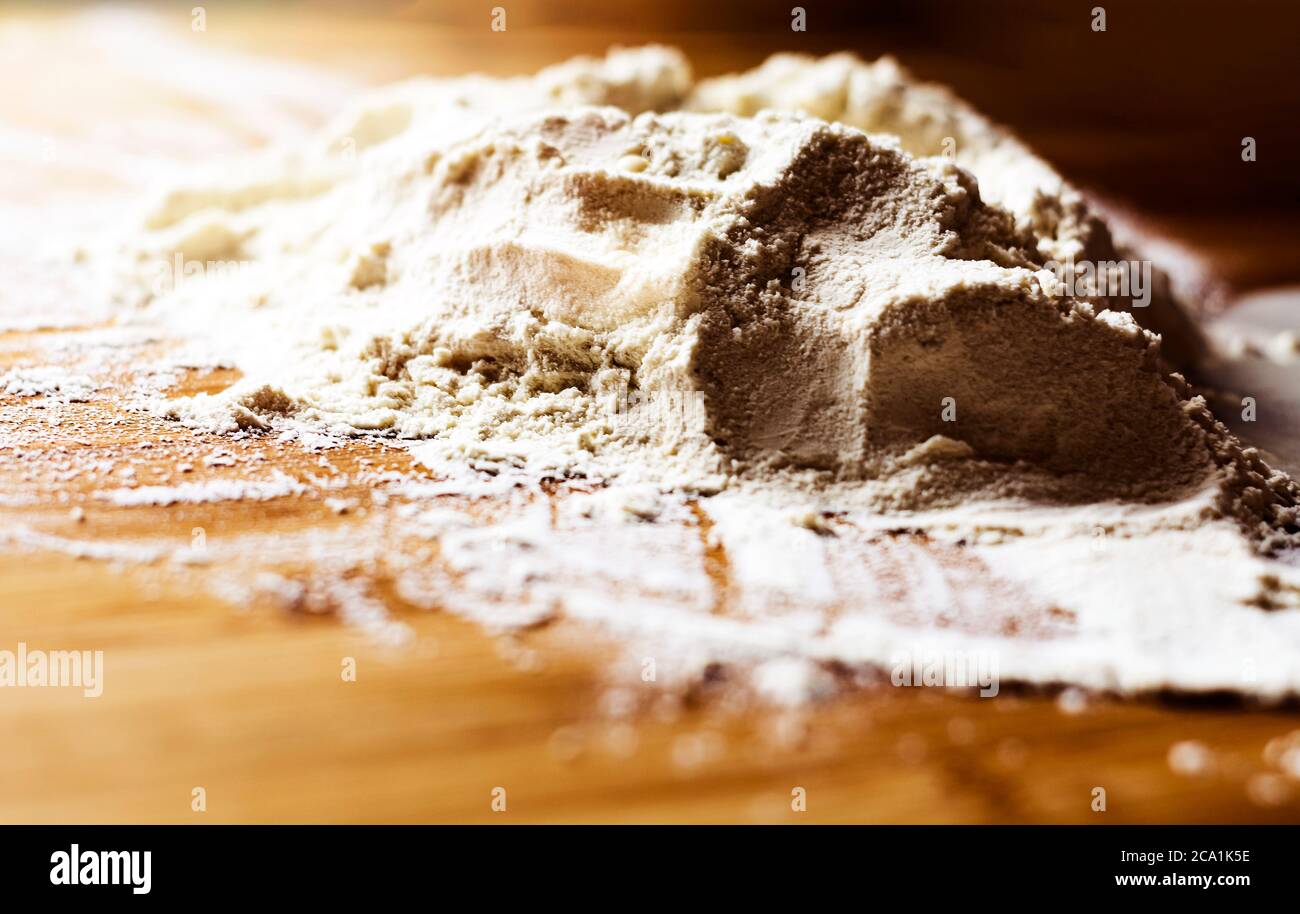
[60, 47, 1300, 701]
[93, 472, 305, 507]
[2, 366, 97, 402]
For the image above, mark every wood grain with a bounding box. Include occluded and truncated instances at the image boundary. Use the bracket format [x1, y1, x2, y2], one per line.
[2, 4, 1299, 824]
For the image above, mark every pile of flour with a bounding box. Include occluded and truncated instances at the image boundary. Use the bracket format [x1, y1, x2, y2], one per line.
[689, 53, 1209, 369]
[107, 48, 1295, 541]
[82, 47, 1300, 698]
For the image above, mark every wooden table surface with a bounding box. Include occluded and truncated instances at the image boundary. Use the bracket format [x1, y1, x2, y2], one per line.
[2, 3, 1299, 824]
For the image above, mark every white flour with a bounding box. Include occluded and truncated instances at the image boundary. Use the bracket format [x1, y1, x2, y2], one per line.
[17, 45, 1300, 703]
[93, 472, 305, 507]
[2, 366, 97, 402]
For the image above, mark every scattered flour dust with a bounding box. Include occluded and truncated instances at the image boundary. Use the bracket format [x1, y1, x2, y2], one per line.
[2, 366, 97, 402]
[93, 471, 305, 507]
[17, 45, 1300, 704]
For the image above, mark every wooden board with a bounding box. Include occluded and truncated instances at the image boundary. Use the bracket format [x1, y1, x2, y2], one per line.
[2, 4, 1299, 824]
